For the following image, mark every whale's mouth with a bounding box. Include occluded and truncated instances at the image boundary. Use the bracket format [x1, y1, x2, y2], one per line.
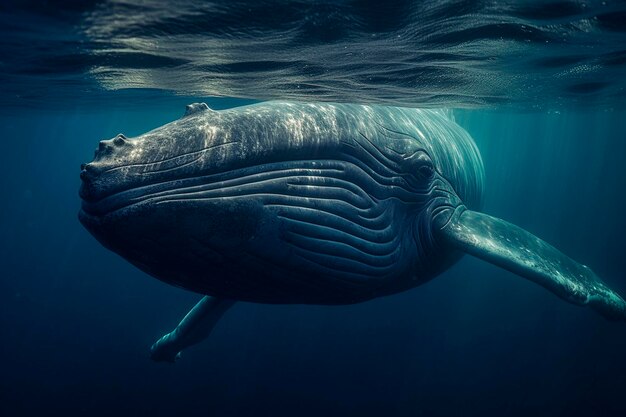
[79, 139, 242, 205]
[80, 143, 459, 221]
[80, 158, 390, 217]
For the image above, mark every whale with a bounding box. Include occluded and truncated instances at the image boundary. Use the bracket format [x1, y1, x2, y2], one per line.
[78, 101, 626, 362]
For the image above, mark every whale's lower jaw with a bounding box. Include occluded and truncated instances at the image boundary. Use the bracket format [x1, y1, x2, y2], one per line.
[80, 158, 450, 304]
[82, 202, 416, 305]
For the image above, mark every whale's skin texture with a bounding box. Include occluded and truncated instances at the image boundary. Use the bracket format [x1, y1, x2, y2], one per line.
[79, 102, 484, 305]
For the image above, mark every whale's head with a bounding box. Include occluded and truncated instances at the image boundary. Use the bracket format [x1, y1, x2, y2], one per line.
[79, 102, 484, 303]
[79, 103, 221, 207]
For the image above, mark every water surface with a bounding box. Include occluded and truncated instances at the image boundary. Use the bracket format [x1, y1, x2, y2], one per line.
[1, 0, 626, 109]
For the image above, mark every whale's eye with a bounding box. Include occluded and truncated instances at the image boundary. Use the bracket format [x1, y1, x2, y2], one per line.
[411, 151, 435, 180]
[418, 163, 434, 179]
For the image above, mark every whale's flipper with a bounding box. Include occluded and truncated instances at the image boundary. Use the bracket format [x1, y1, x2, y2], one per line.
[150, 296, 235, 363]
[437, 209, 626, 320]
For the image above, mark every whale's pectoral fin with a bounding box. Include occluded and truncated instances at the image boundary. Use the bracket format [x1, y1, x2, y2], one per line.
[436, 209, 626, 320]
[150, 296, 235, 363]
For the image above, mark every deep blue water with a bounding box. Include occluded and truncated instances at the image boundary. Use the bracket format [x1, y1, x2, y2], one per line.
[2, 2, 626, 417]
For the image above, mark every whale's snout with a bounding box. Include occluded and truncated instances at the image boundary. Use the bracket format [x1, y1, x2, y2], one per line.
[94, 133, 128, 159]
[78, 161, 103, 231]
[79, 162, 96, 180]
[78, 158, 106, 202]
[80, 133, 130, 181]
[78, 133, 137, 204]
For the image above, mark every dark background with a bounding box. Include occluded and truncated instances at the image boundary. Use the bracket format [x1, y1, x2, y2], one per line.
[1, 101, 625, 417]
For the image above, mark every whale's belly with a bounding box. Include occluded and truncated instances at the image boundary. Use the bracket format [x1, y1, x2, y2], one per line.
[89, 159, 428, 304]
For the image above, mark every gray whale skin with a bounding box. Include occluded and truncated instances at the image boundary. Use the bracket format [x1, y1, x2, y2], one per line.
[79, 101, 626, 363]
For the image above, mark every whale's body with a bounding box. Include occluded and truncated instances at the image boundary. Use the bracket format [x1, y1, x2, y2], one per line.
[80, 102, 482, 304]
[79, 101, 625, 362]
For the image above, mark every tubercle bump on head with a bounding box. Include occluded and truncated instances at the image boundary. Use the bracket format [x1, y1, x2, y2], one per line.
[183, 102, 212, 118]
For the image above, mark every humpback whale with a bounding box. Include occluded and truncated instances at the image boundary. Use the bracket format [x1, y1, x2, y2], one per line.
[78, 101, 626, 362]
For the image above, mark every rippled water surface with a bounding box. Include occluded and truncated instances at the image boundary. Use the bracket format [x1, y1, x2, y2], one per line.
[2, 0, 626, 109]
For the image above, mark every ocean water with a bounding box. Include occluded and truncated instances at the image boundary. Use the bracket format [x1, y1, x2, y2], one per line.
[1, 1, 626, 417]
